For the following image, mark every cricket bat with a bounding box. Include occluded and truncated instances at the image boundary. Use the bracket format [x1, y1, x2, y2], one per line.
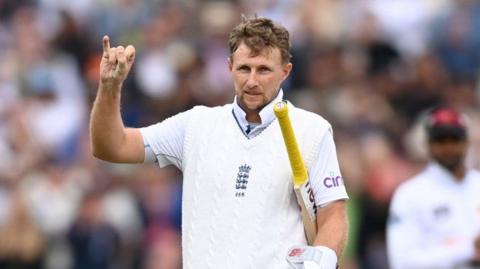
[274, 101, 317, 245]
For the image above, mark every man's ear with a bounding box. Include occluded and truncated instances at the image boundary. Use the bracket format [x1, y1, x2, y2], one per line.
[282, 62, 293, 80]
[228, 57, 233, 71]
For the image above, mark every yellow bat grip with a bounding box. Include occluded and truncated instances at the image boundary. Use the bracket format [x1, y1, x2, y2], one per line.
[274, 101, 308, 186]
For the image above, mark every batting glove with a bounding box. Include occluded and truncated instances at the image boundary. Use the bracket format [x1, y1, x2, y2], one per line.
[286, 246, 338, 269]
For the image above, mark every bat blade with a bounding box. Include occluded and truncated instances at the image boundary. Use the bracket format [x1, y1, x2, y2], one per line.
[274, 101, 317, 245]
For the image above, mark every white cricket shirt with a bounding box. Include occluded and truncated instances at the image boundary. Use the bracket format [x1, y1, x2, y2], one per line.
[140, 91, 348, 268]
[387, 162, 480, 269]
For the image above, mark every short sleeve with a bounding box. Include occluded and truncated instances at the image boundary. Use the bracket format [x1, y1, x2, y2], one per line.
[309, 128, 349, 206]
[139, 109, 191, 169]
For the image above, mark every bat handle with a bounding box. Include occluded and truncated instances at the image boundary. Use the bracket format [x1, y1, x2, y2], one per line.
[274, 101, 308, 186]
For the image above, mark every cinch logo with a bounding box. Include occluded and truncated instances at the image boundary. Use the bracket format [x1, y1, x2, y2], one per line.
[323, 175, 342, 188]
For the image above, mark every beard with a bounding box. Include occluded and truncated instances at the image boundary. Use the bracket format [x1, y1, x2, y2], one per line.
[435, 155, 464, 173]
[238, 93, 268, 112]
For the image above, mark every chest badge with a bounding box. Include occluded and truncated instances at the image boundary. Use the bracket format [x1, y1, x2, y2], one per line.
[235, 164, 251, 197]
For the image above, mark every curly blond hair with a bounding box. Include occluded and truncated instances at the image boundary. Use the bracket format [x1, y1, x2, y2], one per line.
[228, 15, 291, 63]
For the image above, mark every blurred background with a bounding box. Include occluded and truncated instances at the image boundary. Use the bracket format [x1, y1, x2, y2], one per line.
[1, 0, 480, 268]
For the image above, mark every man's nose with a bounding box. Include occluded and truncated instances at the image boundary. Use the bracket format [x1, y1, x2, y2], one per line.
[246, 72, 259, 88]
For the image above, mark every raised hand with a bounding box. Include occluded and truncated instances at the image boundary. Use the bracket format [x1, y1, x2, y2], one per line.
[100, 35, 136, 88]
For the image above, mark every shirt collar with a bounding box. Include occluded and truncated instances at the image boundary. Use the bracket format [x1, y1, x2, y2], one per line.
[232, 89, 284, 128]
[427, 161, 465, 185]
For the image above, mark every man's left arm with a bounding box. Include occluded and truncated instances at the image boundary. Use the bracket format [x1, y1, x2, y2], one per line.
[309, 127, 349, 257]
[314, 200, 348, 258]
[286, 200, 348, 269]
[286, 125, 349, 268]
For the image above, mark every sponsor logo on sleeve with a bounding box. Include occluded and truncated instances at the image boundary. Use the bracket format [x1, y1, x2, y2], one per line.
[323, 173, 343, 188]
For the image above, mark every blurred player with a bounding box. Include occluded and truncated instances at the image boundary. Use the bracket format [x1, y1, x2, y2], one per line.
[90, 15, 348, 269]
[387, 107, 480, 269]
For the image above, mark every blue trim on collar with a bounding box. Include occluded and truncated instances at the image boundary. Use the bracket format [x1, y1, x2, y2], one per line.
[232, 109, 251, 139]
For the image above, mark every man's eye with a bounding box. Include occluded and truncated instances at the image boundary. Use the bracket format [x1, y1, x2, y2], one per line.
[238, 66, 250, 72]
[259, 67, 271, 73]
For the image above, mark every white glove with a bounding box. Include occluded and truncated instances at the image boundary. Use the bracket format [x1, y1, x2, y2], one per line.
[286, 246, 338, 269]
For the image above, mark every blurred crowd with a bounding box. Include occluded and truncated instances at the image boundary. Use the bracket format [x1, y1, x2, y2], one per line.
[1, 0, 480, 268]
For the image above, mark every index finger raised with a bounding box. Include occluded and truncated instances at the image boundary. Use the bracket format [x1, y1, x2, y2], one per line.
[102, 35, 111, 55]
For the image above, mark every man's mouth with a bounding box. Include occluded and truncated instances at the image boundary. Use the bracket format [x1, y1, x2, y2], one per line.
[245, 91, 261, 96]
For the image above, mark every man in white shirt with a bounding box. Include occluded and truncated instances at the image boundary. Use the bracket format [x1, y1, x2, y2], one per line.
[90, 15, 348, 269]
[387, 107, 480, 269]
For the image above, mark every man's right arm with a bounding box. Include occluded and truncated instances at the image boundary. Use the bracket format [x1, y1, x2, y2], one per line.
[90, 35, 144, 163]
